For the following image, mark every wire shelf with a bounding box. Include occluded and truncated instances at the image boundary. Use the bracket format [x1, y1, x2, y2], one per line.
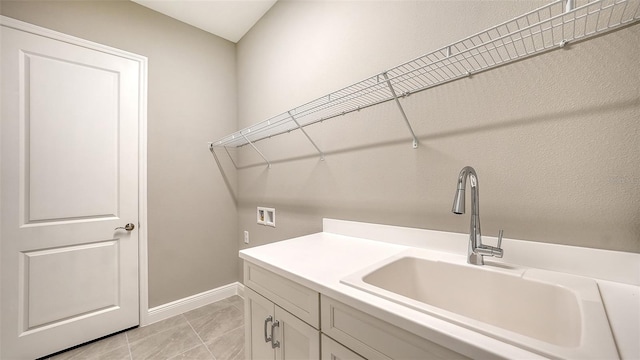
[210, 0, 639, 150]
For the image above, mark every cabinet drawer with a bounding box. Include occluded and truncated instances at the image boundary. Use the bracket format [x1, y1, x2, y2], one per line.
[322, 334, 366, 360]
[244, 262, 320, 328]
[321, 295, 469, 360]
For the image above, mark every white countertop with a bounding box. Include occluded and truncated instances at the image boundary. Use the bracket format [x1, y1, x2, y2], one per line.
[239, 219, 640, 359]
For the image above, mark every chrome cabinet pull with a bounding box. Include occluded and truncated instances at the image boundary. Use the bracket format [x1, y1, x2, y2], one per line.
[115, 223, 135, 231]
[271, 320, 280, 349]
[263, 315, 273, 343]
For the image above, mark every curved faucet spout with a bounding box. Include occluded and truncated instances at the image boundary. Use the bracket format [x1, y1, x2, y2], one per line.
[452, 166, 503, 265]
[452, 166, 479, 216]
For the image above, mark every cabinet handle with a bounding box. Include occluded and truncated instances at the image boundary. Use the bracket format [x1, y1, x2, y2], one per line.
[271, 320, 280, 349]
[264, 315, 273, 343]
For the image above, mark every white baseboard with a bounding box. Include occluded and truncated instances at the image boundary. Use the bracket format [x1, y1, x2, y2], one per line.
[145, 282, 245, 326]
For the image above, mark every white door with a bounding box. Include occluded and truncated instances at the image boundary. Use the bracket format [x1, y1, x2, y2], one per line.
[1, 19, 144, 360]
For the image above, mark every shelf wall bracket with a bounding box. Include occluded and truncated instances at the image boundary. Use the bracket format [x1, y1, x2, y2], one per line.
[208, 142, 240, 169]
[382, 72, 419, 149]
[241, 132, 272, 168]
[288, 111, 325, 160]
[224, 146, 239, 169]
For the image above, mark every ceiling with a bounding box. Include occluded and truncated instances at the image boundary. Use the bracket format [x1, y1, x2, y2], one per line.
[131, 0, 278, 43]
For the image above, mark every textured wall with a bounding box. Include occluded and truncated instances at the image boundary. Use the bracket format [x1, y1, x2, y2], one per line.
[1, 0, 239, 307]
[3, 0, 638, 308]
[235, 0, 640, 264]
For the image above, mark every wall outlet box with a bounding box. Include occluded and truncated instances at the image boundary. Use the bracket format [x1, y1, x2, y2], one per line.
[244, 230, 249, 244]
[257, 207, 275, 227]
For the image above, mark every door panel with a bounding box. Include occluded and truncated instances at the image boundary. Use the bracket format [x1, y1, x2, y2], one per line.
[1, 19, 143, 359]
[25, 51, 120, 222]
[21, 240, 120, 330]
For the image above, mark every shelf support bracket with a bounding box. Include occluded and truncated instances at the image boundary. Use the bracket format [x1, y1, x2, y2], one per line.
[224, 146, 239, 169]
[208, 143, 239, 169]
[288, 111, 325, 160]
[241, 132, 271, 168]
[382, 72, 419, 149]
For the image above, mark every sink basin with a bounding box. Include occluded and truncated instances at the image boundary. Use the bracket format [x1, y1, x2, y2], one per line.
[341, 250, 619, 359]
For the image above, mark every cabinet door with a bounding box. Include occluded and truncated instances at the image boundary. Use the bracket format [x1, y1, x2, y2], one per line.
[321, 334, 366, 360]
[321, 295, 468, 360]
[246, 288, 276, 360]
[275, 306, 320, 360]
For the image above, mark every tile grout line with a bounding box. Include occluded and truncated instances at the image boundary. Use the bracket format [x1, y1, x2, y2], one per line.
[214, 323, 244, 341]
[185, 316, 218, 360]
[48, 298, 245, 360]
[127, 315, 191, 346]
[126, 315, 195, 359]
[179, 299, 245, 360]
[125, 298, 243, 360]
[199, 323, 245, 360]
[170, 342, 209, 360]
[125, 332, 133, 360]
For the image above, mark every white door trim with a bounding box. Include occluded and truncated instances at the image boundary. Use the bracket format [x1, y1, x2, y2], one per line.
[0, 15, 151, 334]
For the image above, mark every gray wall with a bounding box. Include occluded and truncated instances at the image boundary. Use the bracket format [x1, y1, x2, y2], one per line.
[0, 0, 239, 307]
[3, 0, 638, 308]
[235, 0, 640, 261]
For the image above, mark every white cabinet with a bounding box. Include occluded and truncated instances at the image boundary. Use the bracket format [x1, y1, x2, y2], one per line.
[245, 288, 320, 360]
[244, 262, 467, 360]
[245, 287, 275, 359]
[321, 334, 366, 360]
[321, 295, 468, 360]
[244, 262, 320, 360]
[244, 262, 319, 327]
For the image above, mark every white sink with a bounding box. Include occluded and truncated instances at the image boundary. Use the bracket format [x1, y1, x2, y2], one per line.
[341, 250, 619, 359]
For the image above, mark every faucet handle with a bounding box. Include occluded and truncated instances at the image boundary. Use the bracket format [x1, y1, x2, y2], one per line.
[497, 229, 504, 248]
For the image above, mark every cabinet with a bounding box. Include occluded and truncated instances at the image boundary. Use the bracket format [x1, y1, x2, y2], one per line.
[244, 262, 320, 360]
[243, 262, 467, 360]
[321, 334, 365, 360]
[245, 288, 320, 360]
[244, 262, 319, 327]
[321, 295, 468, 360]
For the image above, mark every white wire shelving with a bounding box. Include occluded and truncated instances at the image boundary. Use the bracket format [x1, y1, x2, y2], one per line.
[209, 0, 640, 167]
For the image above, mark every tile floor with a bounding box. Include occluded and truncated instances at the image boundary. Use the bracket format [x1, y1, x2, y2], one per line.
[42, 295, 245, 360]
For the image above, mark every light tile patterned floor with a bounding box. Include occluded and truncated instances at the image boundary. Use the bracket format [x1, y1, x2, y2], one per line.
[42, 295, 244, 360]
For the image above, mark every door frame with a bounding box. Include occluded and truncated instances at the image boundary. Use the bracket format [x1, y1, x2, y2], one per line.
[0, 15, 151, 343]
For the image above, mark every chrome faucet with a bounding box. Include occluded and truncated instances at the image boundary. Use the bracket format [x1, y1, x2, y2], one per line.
[452, 166, 504, 265]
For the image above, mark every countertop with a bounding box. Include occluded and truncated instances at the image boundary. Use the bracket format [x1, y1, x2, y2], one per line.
[239, 219, 640, 359]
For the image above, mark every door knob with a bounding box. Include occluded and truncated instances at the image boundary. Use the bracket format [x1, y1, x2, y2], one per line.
[115, 223, 135, 231]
